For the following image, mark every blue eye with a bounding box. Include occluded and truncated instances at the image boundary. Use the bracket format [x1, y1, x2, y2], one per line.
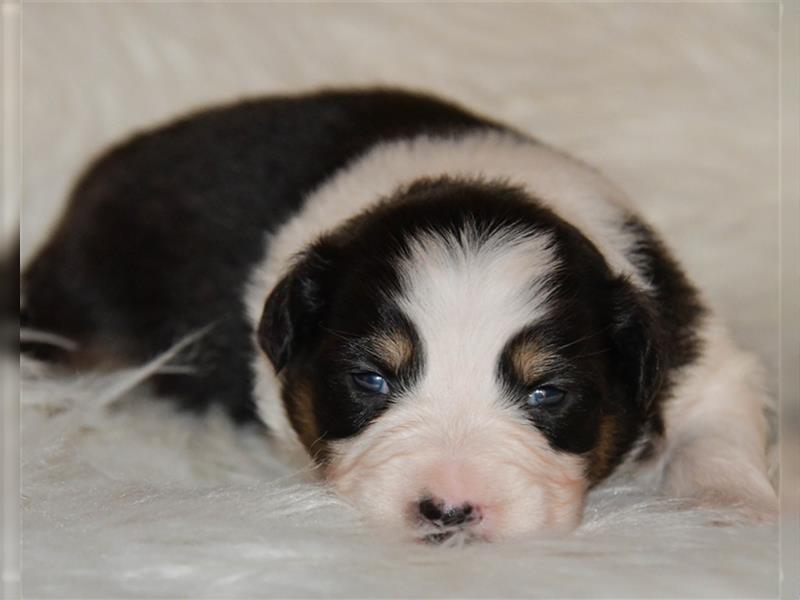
[351, 372, 389, 395]
[528, 385, 566, 407]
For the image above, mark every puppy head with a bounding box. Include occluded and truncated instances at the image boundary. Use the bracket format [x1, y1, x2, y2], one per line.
[258, 178, 662, 542]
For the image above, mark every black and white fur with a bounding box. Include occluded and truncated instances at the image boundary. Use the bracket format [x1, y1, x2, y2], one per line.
[22, 89, 776, 542]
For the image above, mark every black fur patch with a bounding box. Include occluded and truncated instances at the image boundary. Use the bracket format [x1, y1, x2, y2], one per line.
[618, 216, 707, 459]
[22, 89, 503, 422]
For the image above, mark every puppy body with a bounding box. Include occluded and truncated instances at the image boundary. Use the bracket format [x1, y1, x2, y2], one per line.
[23, 89, 776, 541]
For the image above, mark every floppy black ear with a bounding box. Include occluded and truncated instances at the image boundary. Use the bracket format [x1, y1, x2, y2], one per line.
[257, 247, 333, 373]
[609, 278, 665, 411]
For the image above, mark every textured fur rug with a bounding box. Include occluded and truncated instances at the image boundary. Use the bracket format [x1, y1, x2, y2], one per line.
[20, 3, 783, 597]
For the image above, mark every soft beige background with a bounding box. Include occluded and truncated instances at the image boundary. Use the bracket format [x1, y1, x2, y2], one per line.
[20, 3, 783, 597]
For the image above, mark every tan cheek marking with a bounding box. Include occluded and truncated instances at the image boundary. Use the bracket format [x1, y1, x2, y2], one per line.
[372, 331, 413, 371]
[587, 416, 619, 483]
[283, 378, 328, 462]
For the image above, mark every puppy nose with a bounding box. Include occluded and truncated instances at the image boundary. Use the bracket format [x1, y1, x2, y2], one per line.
[417, 496, 479, 527]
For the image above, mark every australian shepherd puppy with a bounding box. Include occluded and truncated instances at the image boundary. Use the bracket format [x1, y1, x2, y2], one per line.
[22, 89, 776, 543]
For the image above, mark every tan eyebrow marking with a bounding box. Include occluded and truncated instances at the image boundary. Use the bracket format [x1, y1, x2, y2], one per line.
[509, 339, 557, 383]
[370, 330, 414, 371]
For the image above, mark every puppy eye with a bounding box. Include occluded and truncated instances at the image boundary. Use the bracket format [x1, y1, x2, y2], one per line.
[528, 385, 566, 408]
[351, 372, 389, 395]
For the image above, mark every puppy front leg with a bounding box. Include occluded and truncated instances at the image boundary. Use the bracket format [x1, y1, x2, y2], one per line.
[658, 319, 777, 520]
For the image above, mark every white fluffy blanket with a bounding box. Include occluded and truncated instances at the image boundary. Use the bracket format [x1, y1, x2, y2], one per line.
[20, 4, 783, 597]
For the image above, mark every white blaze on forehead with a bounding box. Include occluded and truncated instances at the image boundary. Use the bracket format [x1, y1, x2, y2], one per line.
[397, 225, 558, 409]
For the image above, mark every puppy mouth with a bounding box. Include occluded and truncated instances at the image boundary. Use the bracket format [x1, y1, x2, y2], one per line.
[417, 526, 488, 546]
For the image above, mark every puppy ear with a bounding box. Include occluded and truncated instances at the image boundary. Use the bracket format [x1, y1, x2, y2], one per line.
[257, 246, 333, 373]
[610, 278, 665, 411]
